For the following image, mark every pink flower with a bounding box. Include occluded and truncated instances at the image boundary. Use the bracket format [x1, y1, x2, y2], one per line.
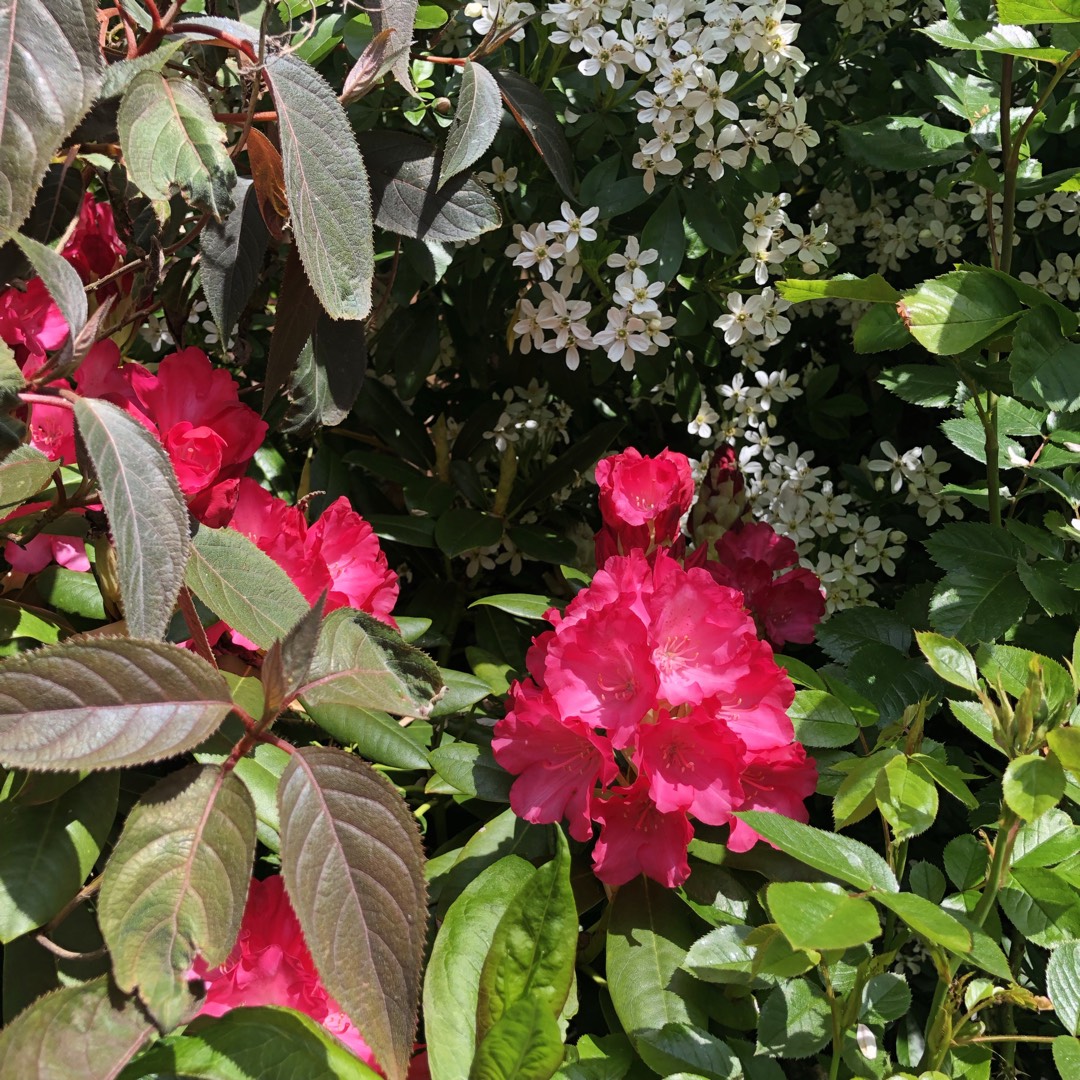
[229, 478, 398, 625]
[595, 448, 694, 561]
[493, 683, 618, 841]
[689, 444, 751, 551]
[591, 779, 693, 887]
[725, 741, 818, 853]
[2, 501, 90, 574]
[194, 876, 430, 1078]
[62, 193, 126, 286]
[129, 348, 267, 527]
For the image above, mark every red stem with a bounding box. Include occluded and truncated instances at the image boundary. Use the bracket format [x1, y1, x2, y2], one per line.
[170, 23, 259, 62]
[19, 392, 75, 411]
[215, 111, 278, 124]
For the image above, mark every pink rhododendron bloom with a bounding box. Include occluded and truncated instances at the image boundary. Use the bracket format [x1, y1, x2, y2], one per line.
[62, 193, 126, 286]
[2, 502, 90, 574]
[595, 447, 694, 561]
[194, 876, 429, 1078]
[229, 478, 398, 625]
[725, 741, 818, 853]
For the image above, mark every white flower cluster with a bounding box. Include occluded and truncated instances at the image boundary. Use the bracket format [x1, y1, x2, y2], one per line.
[506, 220, 676, 371]
[819, 0, 906, 34]
[482, 379, 573, 456]
[865, 440, 962, 527]
[467, 0, 815, 190]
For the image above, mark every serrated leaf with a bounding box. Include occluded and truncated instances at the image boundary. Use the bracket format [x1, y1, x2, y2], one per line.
[930, 567, 1030, 641]
[633, 1023, 741, 1080]
[861, 974, 911, 1025]
[264, 53, 375, 319]
[999, 0, 1080, 22]
[477, 832, 576, 1040]
[440, 62, 502, 189]
[118, 72, 236, 219]
[73, 396, 191, 641]
[944, 834, 990, 894]
[838, 116, 969, 171]
[734, 811, 899, 892]
[12, 233, 86, 341]
[185, 525, 309, 650]
[0, 445, 56, 510]
[854, 303, 912, 353]
[1048, 942, 1080, 1036]
[0, 976, 156, 1076]
[1011, 306, 1080, 412]
[262, 597, 325, 718]
[283, 311, 367, 437]
[926, 521, 1020, 572]
[1004, 752, 1065, 820]
[876, 755, 939, 840]
[0, 638, 232, 770]
[0, 0, 103, 234]
[768, 882, 881, 951]
[756, 980, 831, 1059]
[299, 606, 443, 719]
[278, 747, 427, 1080]
[1000, 866, 1080, 946]
[121, 1005, 384, 1080]
[916, 631, 980, 691]
[470, 997, 564, 1080]
[871, 892, 972, 953]
[491, 69, 575, 200]
[99, 765, 256, 1031]
[878, 365, 959, 408]
[99, 38, 187, 99]
[360, 131, 501, 242]
[899, 270, 1023, 355]
[368, 0, 419, 95]
[0, 772, 117, 943]
[425, 856, 536, 1080]
[777, 275, 900, 305]
[200, 177, 270, 341]
[919, 18, 1069, 60]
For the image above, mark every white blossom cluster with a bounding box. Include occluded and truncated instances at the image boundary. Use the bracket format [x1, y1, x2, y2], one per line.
[482, 378, 573, 456]
[505, 219, 677, 372]
[465, 0, 817, 190]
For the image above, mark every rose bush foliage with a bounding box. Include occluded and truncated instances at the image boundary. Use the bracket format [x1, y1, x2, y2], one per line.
[4, 1, 1080, 1079]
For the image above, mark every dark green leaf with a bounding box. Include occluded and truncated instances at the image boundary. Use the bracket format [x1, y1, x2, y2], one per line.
[778, 274, 900, 305]
[200, 177, 270, 341]
[0, 446, 56, 511]
[117, 72, 236, 219]
[98, 765, 256, 1031]
[816, 606, 911, 664]
[0, 0, 103, 234]
[838, 116, 969, 171]
[0, 638, 232, 771]
[284, 310, 367, 437]
[900, 270, 1023, 355]
[1011, 306, 1080, 412]
[278, 747, 427, 1080]
[73, 396, 190, 641]
[185, 525, 309, 650]
[303, 703, 431, 771]
[492, 69, 576, 200]
[788, 690, 859, 747]
[265, 52, 375, 319]
[360, 131, 501, 242]
[435, 509, 503, 558]
[470, 997, 565, 1080]
[733, 812, 899, 892]
[11, 234, 86, 341]
[440, 62, 502, 189]
[1049, 943, 1080, 1036]
[470, 594, 557, 620]
[854, 304, 912, 353]
[640, 189, 685, 284]
[0, 772, 117, 943]
[633, 1023, 741, 1080]
[768, 881, 881, 951]
[0, 976, 156, 1075]
[920, 19, 1069, 60]
[298, 606, 444, 718]
[930, 566, 1030, 641]
[424, 855, 537, 1080]
[861, 974, 911, 1025]
[878, 365, 959, 408]
[756, 980, 831, 1059]
[428, 742, 511, 802]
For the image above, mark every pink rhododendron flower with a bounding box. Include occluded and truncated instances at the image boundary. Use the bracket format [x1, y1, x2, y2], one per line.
[62, 193, 126, 286]
[2, 502, 90, 574]
[594, 447, 694, 562]
[229, 478, 398, 625]
[725, 741, 818, 853]
[194, 876, 429, 1079]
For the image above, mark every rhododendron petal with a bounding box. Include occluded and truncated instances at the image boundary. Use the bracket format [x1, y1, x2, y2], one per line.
[725, 742, 818, 853]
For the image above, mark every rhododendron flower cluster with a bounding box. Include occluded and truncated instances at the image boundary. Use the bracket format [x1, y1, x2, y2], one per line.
[194, 876, 429, 1079]
[493, 447, 819, 888]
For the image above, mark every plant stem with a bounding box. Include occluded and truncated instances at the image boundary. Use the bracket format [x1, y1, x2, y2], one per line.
[972, 808, 1019, 928]
[985, 391, 1001, 528]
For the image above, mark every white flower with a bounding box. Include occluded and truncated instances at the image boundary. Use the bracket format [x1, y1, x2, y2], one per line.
[686, 398, 720, 439]
[547, 202, 600, 250]
[615, 269, 665, 315]
[593, 307, 650, 370]
[512, 224, 566, 280]
[607, 237, 659, 273]
[478, 157, 519, 193]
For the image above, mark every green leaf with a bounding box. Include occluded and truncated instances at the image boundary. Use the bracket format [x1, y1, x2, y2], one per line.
[607, 876, 709, 1060]
[777, 274, 900, 305]
[200, 177, 270, 341]
[681, 925, 755, 986]
[435, 508, 504, 558]
[956, 263, 1078, 334]
[861, 974, 911, 1025]
[926, 521, 1020, 573]
[428, 742, 511, 802]
[1048, 942, 1080, 1035]
[899, 270, 1023, 355]
[11, 233, 86, 341]
[1000, 866, 1080, 946]
[927, 59, 999, 125]
[186, 525, 309, 650]
[756, 980, 831, 1059]
[1049, 728, 1080, 772]
[0, 638, 232, 770]
[871, 892, 973, 953]
[305, 703, 430, 771]
[733, 811, 899, 893]
[930, 566, 1030, 642]
[788, 690, 859, 747]
[878, 365, 959, 407]
[913, 754, 979, 809]
[470, 594, 556, 620]
[1004, 753, 1066, 820]
[99, 38, 187, 99]
[1011, 306, 1080, 412]
[278, 747, 427, 1080]
[492, 69, 576, 201]
[999, 0, 1080, 22]
[118, 72, 236, 219]
[440, 62, 502, 189]
[838, 116, 969, 171]
[768, 881, 881, 951]
[0, 772, 117, 943]
[265, 52, 375, 319]
[916, 631, 980, 692]
[425, 855, 537, 1080]
[633, 1023, 741, 1080]
[477, 832, 575, 1041]
[122, 1005, 383, 1080]
[261, 598, 325, 717]
[299, 606, 443, 718]
[470, 997, 565, 1080]
[360, 131, 501, 243]
[816, 606, 911, 664]
[854, 304, 912, 353]
[1012, 809, 1080, 868]
[368, 0, 419, 95]
[98, 764, 256, 1031]
[0, 0, 103, 234]
[73, 396, 190, 641]
[876, 755, 939, 840]
[0, 976, 156, 1076]
[1054, 1036, 1080, 1078]
[0, 445, 56, 511]
[834, 750, 898, 830]
[920, 19, 1069, 60]
[641, 189, 686, 284]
